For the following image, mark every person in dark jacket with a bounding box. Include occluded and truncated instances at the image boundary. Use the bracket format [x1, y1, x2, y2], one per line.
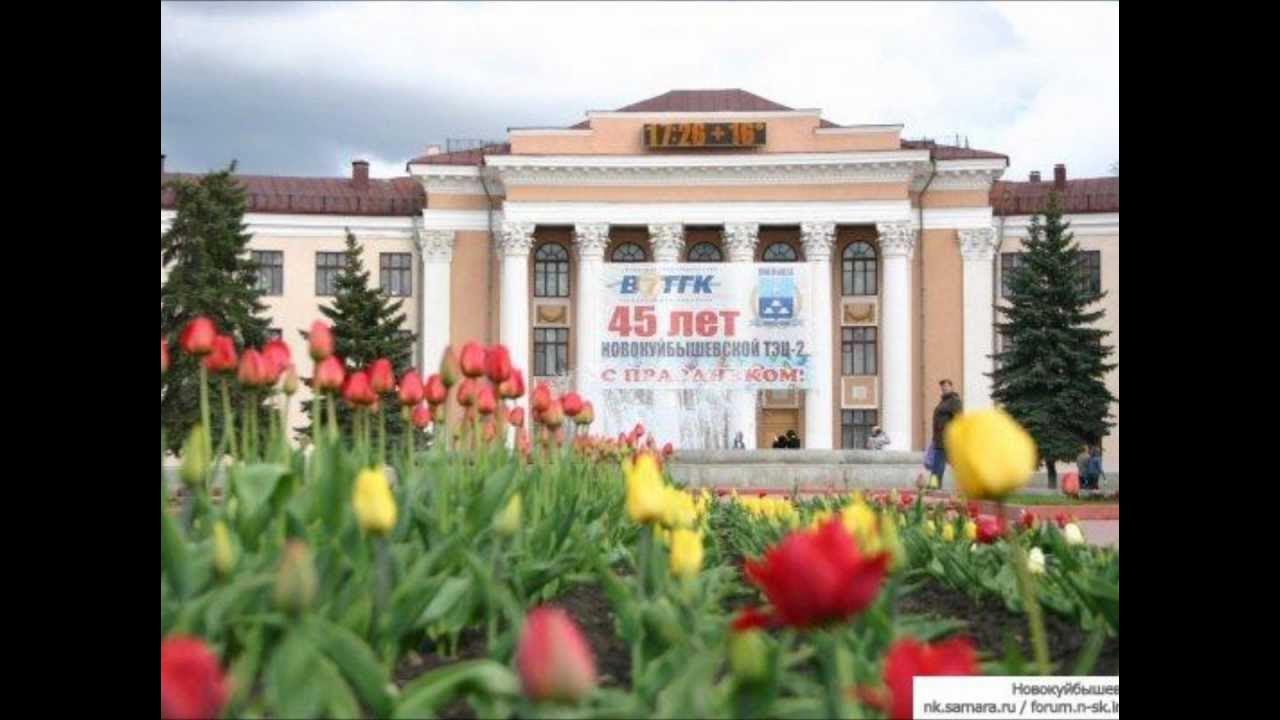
[785, 430, 800, 449]
[929, 379, 963, 480]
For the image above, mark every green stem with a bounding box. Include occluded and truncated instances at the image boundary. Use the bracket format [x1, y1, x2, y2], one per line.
[199, 365, 213, 465]
[637, 524, 653, 599]
[1002, 502, 1051, 675]
[402, 407, 413, 476]
[327, 392, 338, 443]
[818, 631, 849, 719]
[378, 405, 387, 468]
[220, 378, 236, 462]
[372, 537, 391, 647]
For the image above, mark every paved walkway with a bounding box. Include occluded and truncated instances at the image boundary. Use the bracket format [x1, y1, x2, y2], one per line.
[1079, 520, 1119, 549]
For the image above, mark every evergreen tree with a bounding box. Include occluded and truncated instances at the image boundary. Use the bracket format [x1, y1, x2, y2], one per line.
[300, 230, 418, 445]
[161, 163, 272, 452]
[990, 192, 1117, 487]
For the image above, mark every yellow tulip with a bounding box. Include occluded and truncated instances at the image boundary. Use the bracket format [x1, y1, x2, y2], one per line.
[352, 468, 397, 536]
[880, 512, 905, 571]
[274, 540, 317, 614]
[660, 487, 698, 530]
[941, 523, 956, 542]
[213, 521, 235, 577]
[923, 519, 936, 536]
[626, 452, 666, 525]
[494, 493, 521, 537]
[841, 502, 878, 545]
[964, 520, 978, 541]
[668, 528, 704, 580]
[944, 409, 1038, 500]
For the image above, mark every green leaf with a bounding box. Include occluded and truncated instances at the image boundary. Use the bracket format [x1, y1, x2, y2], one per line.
[418, 577, 472, 626]
[393, 660, 519, 719]
[303, 614, 395, 718]
[161, 510, 191, 598]
[265, 628, 360, 719]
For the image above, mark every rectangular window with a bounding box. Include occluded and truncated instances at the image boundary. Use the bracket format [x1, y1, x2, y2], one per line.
[1000, 252, 1024, 298]
[252, 250, 283, 296]
[841, 409, 878, 450]
[841, 327, 877, 376]
[380, 253, 413, 297]
[533, 328, 570, 377]
[316, 252, 347, 296]
[1077, 250, 1101, 296]
[267, 328, 283, 341]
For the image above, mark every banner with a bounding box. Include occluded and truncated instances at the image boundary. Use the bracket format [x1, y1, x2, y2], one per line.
[593, 263, 813, 389]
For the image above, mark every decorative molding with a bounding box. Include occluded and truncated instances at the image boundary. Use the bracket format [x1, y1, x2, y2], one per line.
[583, 109, 823, 120]
[957, 227, 999, 261]
[573, 223, 611, 259]
[916, 207, 995, 231]
[815, 124, 903, 135]
[876, 222, 918, 259]
[416, 229, 456, 262]
[496, 222, 536, 256]
[998, 212, 1119, 239]
[161, 211, 418, 239]
[910, 159, 1007, 193]
[501, 200, 913, 227]
[423, 175, 491, 195]
[722, 223, 760, 262]
[420, 209, 504, 232]
[800, 222, 837, 261]
[647, 223, 686, 262]
[508, 128, 594, 136]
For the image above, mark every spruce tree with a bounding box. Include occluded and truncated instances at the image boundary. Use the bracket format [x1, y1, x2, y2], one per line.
[300, 230, 418, 445]
[161, 163, 272, 453]
[990, 192, 1117, 487]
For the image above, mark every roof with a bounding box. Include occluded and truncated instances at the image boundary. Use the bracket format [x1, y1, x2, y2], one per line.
[901, 139, 1009, 162]
[991, 176, 1119, 215]
[568, 88, 843, 129]
[407, 142, 511, 167]
[161, 172, 424, 216]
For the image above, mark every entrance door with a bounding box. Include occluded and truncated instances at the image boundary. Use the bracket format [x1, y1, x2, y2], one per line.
[759, 408, 801, 449]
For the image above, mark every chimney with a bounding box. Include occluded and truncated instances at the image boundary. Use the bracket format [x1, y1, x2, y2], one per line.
[1029, 170, 1041, 183]
[1053, 163, 1066, 190]
[352, 160, 370, 190]
[425, 144, 442, 156]
[161, 154, 166, 176]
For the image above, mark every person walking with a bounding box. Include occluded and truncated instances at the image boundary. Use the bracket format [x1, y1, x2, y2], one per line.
[928, 379, 963, 481]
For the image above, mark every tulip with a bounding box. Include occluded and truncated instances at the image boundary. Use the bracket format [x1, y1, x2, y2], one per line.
[313, 356, 346, 393]
[509, 406, 526, 428]
[368, 358, 395, 395]
[516, 607, 597, 703]
[485, 344, 513, 384]
[274, 540, 317, 614]
[941, 522, 956, 542]
[476, 384, 497, 416]
[742, 519, 889, 629]
[1019, 509, 1038, 531]
[876, 637, 978, 720]
[626, 451, 666, 525]
[561, 392, 583, 419]
[728, 627, 769, 683]
[1063, 522, 1086, 546]
[944, 409, 1038, 500]
[433, 403, 448, 424]
[308, 321, 334, 362]
[352, 468, 397, 535]
[663, 442, 674, 459]
[1027, 547, 1046, 575]
[553, 427, 566, 446]
[456, 378, 478, 407]
[1055, 511, 1073, 529]
[575, 401, 594, 426]
[483, 418, 498, 443]
[923, 519, 936, 537]
[203, 335, 237, 374]
[975, 514, 1003, 544]
[425, 373, 447, 406]
[880, 512, 905, 571]
[179, 425, 209, 489]
[964, 519, 978, 542]
[398, 370, 424, 406]
[459, 341, 486, 378]
[531, 383, 552, 416]
[161, 337, 170, 374]
[262, 339, 291, 383]
[161, 635, 229, 720]
[668, 528, 704, 580]
[212, 521, 235, 577]
[498, 368, 526, 399]
[517, 426, 532, 458]
[411, 403, 431, 429]
[282, 364, 299, 395]
[439, 346, 461, 388]
[542, 399, 565, 429]
[237, 349, 270, 387]
[342, 371, 376, 407]
[179, 316, 216, 356]
[495, 493, 521, 537]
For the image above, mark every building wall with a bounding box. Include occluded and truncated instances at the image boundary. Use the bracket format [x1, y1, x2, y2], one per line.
[918, 229, 965, 448]
[504, 183, 910, 203]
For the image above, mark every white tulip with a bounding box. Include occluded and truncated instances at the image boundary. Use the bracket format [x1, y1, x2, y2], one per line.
[1063, 523, 1086, 546]
[1027, 547, 1046, 575]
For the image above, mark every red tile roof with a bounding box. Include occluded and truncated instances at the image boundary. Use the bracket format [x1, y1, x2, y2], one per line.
[567, 88, 843, 129]
[407, 142, 511, 167]
[991, 176, 1119, 215]
[161, 172, 424, 216]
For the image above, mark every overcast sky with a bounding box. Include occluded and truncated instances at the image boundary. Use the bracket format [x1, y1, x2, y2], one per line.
[161, 1, 1118, 182]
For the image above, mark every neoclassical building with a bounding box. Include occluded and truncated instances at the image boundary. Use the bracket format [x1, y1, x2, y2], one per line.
[161, 89, 1119, 472]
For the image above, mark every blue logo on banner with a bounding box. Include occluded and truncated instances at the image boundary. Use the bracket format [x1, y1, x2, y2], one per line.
[758, 275, 796, 320]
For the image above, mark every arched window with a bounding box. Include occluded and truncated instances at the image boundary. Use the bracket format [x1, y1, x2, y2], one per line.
[686, 242, 723, 262]
[611, 242, 648, 263]
[841, 241, 877, 296]
[534, 243, 569, 298]
[762, 242, 799, 262]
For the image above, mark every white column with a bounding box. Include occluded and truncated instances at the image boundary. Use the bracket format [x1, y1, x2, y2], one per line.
[958, 227, 999, 410]
[877, 222, 917, 451]
[497, 222, 535, 421]
[801, 222, 836, 450]
[416, 228, 455, 374]
[574, 223, 610, 403]
[723, 223, 759, 449]
[648, 224, 685, 447]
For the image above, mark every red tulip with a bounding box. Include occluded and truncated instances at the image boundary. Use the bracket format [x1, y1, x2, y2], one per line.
[975, 514, 1004, 544]
[531, 383, 552, 415]
[161, 635, 229, 720]
[899, 492, 915, 511]
[179, 316, 216, 356]
[237, 349, 271, 387]
[313, 356, 345, 393]
[575, 401, 594, 425]
[398, 371, 424, 406]
[561, 392, 584, 419]
[262, 339, 291, 382]
[878, 637, 978, 720]
[365, 358, 394, 395]
[425, 373, 447, 406]
[342, 371, 376, 407]
[204, 335, 238, 374]
[1019, 509, 1038, 531]
[439, 346, 460, 388]
[456, 378, 478, 407]
[308, 321, 333, 362]
[966, 501, 980, 519]
[476, 384, 497, 416]
[542, 399, 564, 429]
[731, 606, 774, 632]
[485, 344, 513, 384]
[498, 368, 526, 400]
[411, 403, 431, 429]
[459, 341, 486, 378]
[517, 427, 532, 457]
[517, 606, 597, 701]
[161, 337, 171, 374]
[1055, 512, 1074, 529]
[742, 518, 889, 629]
[509, 406, 526, 428]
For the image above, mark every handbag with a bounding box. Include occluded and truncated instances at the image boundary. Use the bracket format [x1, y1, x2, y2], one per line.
[922, 443, 937, 470]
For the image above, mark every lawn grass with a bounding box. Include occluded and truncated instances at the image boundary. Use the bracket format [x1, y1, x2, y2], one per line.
[1004, 493, 1118, 506]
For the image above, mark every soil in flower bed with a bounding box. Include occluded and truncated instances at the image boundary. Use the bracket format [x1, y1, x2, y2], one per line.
[897, 577, 1118, 675]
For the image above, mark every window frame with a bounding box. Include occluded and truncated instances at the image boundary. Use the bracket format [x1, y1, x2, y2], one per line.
[841, 326, 877, 376]
[841, 241, 877, 296]
[610, 242, 648, 263]
[252, 250, 284, 296]
[534, 243, 571, 298]
[841, 409, 879, 450]
[686, 242, 723, 263]
[532, 327, 570, 377]
[762, 242, 799, 263]
[315, 252, 348, 297]
[379, 252, 413, 297]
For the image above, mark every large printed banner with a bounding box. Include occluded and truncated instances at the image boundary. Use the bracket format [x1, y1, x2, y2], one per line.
[594, 263, 813, 389]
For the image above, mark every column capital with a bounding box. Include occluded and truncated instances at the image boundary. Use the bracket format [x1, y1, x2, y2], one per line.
[876, 221, 918, 259]
[957, 227, 999, 261]
[647, 223, 686, 262]
[415, 229, 455, 262]
[800, 222, 837, 262]
[496, 222, 536, 257]
[722, 222, 759, 262]
[573, 223, 610, 259]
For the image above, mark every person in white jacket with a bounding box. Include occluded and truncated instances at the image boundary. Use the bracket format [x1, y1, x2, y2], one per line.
[866, 426, 891, 450]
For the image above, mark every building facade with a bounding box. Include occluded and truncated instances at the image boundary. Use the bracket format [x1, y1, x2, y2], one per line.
[161, 89, 1119, 472]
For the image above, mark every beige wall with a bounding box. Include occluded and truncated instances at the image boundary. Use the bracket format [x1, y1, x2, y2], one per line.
[912, 190, 994, 208]
[505, 182, 910, 204]
[426, 193, 494, 210]
[918, 229, 964, 448]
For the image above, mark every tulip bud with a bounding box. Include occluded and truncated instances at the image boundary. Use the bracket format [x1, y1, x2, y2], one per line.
[274, 540, 317, 614]
[517, 427, 532, 458]
[923, 519, 936, 537]
[575, 401, 594, 426]
[411, 403, 431, 429]
[498, 369, 525, 400]
[561, 392, 584, 419]
[237, 349, 270, 387]
[313, 356, 346, 393]
[308, 321, 334, 362]
[1019, 509, 1038, 531]
[282, 364, 299, 396]
[439, 346, 461, 388]
[880, 512, 905, 571]
[459, 341, 486, 378]
[456, 378, 478, 407]
[728, 628, 769, 683]
[161, 337, 170, 375]
[542, 399, 564, 429]
[262, 339, 291, 384]
[1063, 523, 1085, 546]
[180, 424, 209, 489]
[964, 520, 978, 542]
[485, 344, 513, 384]
[1027, 546, 1046, 575]
[368, 358, 395, 395]
[398, 371, 424, 406]
[212, 521, 235, 577]
[179, 316, 217, 356]
[941, 522, 956, 542]
[352, 468, 397, 536]
[531, 383, 552, 415]
[161, 636, 229, 720]
[494, 493, 521, 537]
[944, 408, 1037, 500]
[204, 335, 238, 374]
[516, 607, 597, 703]
[668, 529, 704, 580]
[342, 371, 376, 407]
[476, 384, 497, 416]
[509, 406, 525, 428]
[425, 373, 447, 406]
